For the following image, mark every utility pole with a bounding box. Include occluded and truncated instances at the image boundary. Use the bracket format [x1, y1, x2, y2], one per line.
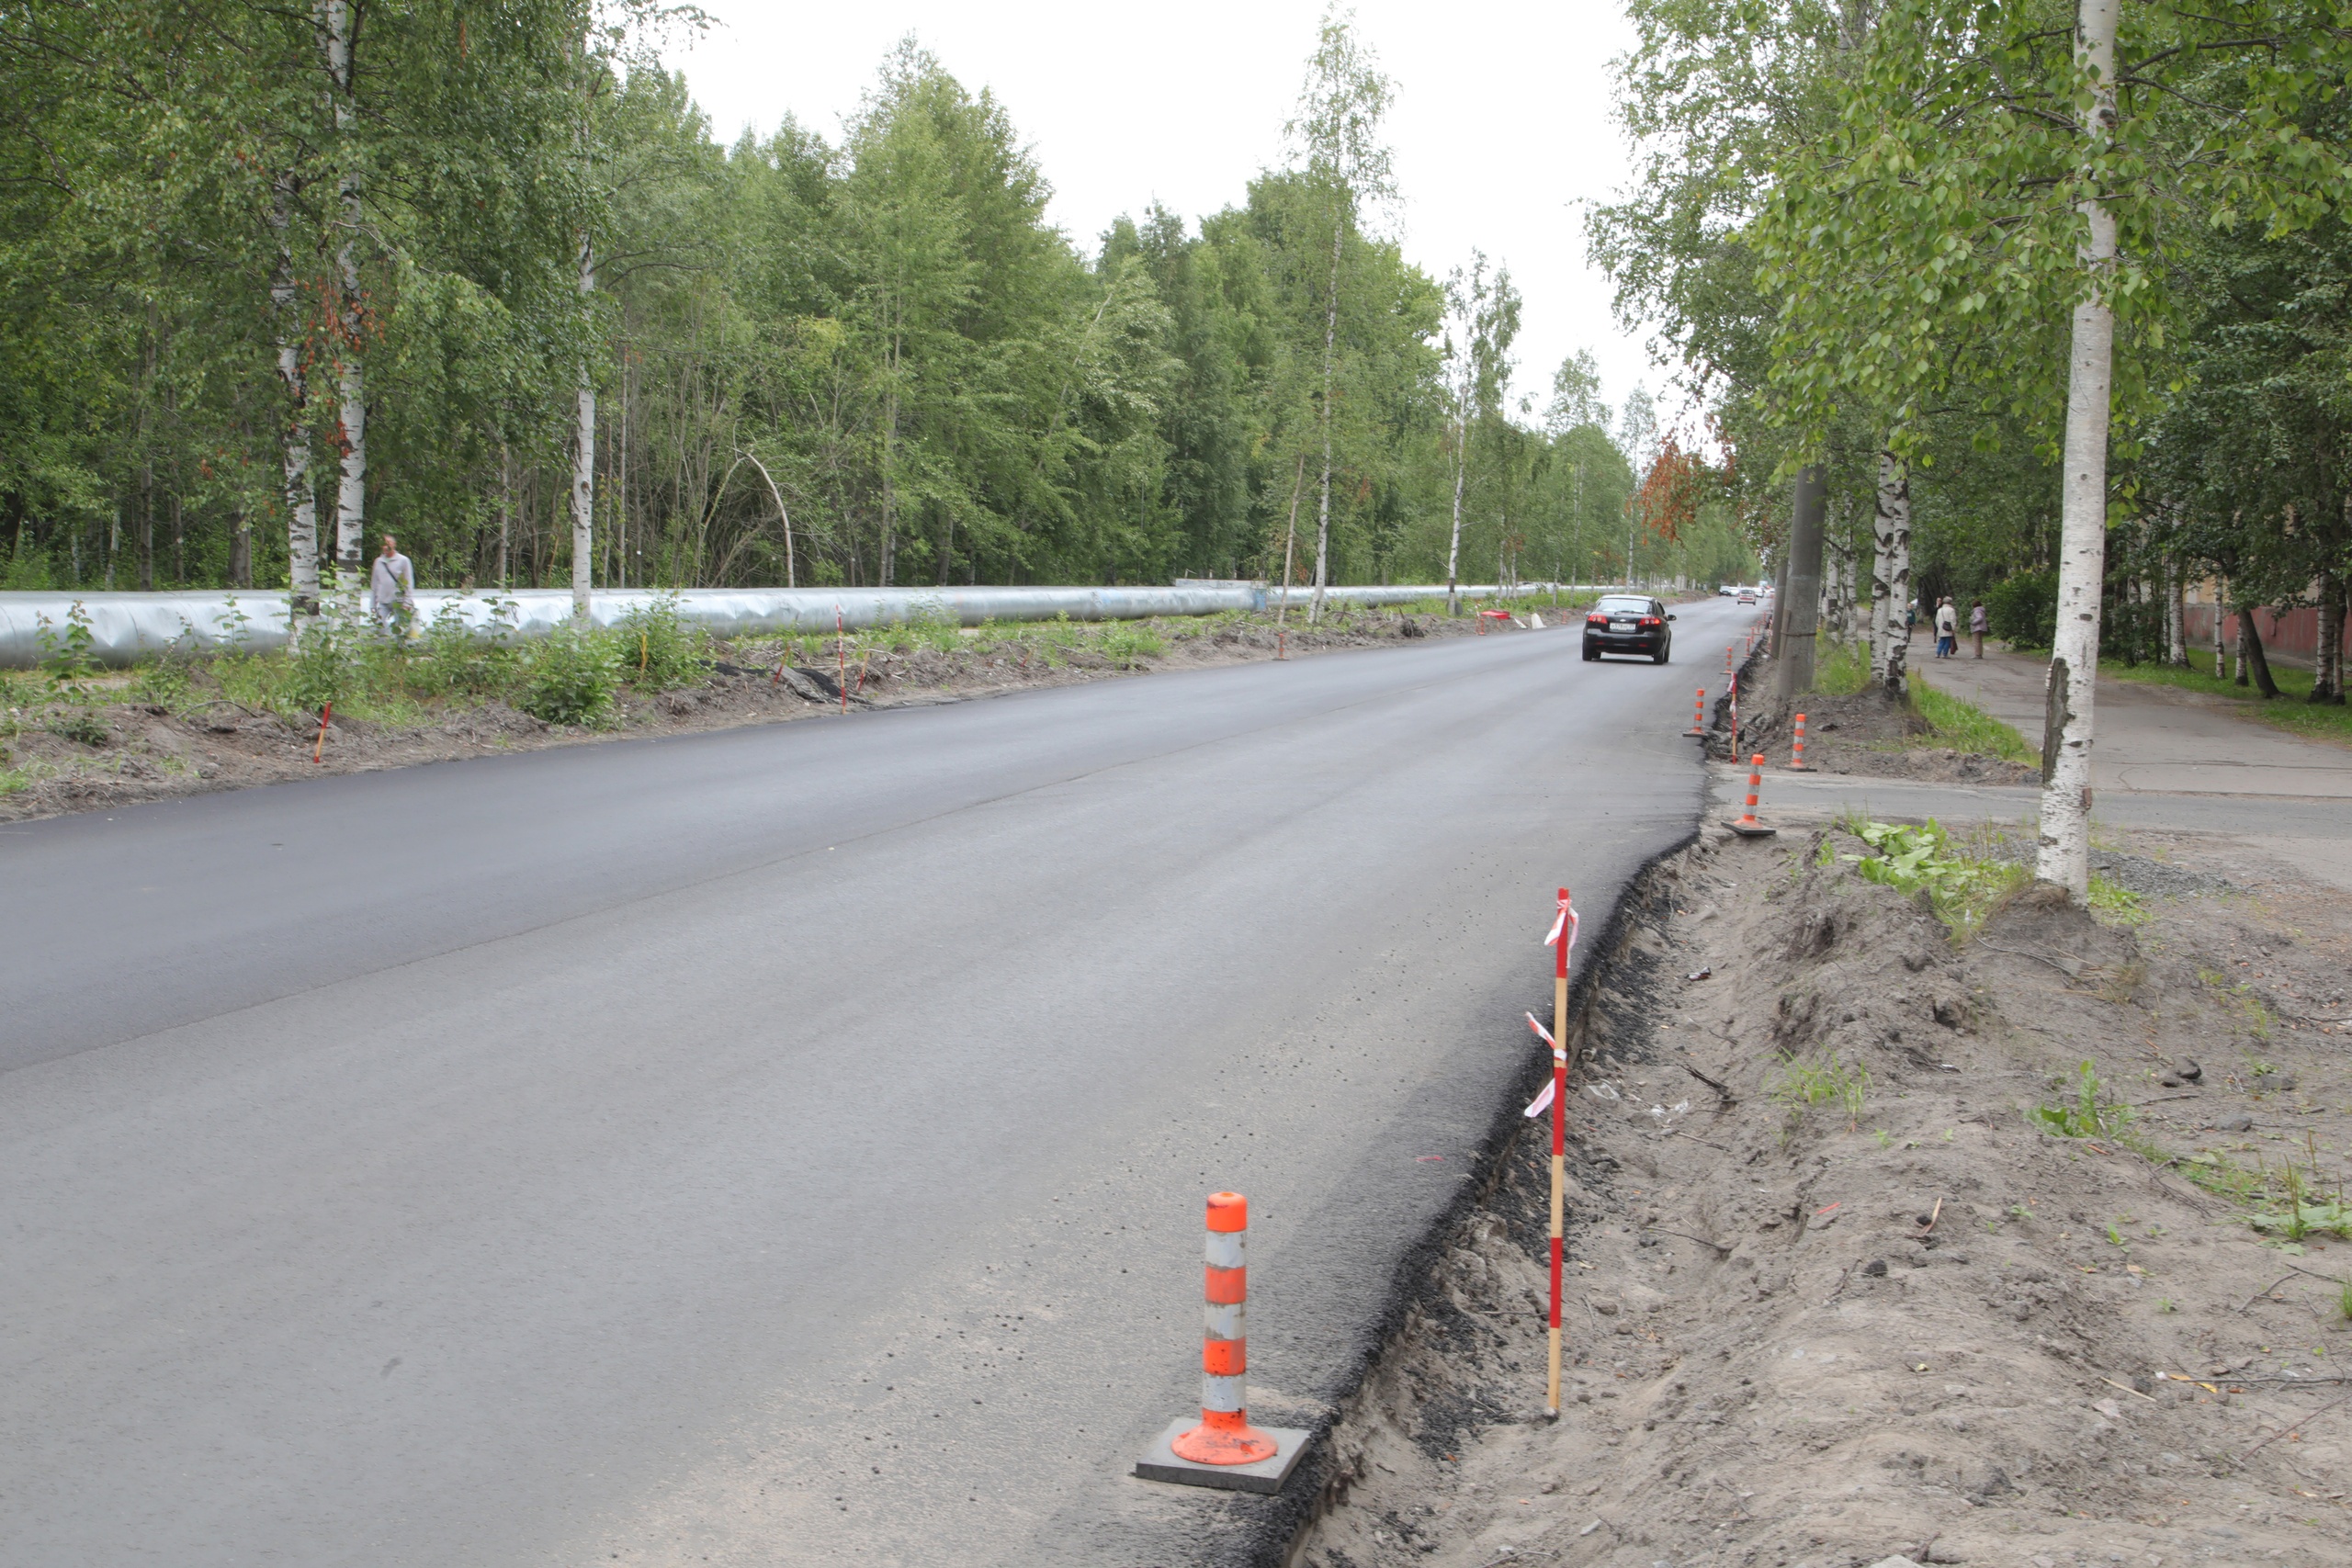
[1776, 466, 1826, 696]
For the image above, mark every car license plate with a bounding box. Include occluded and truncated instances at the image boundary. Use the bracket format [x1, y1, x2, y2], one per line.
[1611, 620, 1634, 632]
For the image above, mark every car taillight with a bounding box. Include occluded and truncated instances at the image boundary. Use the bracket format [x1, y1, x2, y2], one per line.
[1639, 615, 1661, 627]
[1587, 613, 1607, 625]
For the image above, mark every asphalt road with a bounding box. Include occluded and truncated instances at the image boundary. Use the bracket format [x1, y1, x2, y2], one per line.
[0, 598, 1744, 1567]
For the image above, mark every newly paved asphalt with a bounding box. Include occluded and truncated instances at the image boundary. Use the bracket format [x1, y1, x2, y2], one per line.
[0, 599, 1742, 1566]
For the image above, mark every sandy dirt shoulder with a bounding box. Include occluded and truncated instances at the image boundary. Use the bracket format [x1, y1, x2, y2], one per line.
[1290, 822, 2351, 1568]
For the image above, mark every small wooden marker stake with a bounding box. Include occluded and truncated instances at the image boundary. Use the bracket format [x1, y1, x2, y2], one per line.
[311, 701, 333, 764]
[1543, 889, 1576, 1418]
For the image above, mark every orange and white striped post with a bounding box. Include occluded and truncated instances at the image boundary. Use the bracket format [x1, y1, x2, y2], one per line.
[1790, 712, 1812, 772]
[1728, 752, 1776, 837]
[1168, 1193, 1279, 1466]
[1684, 687, 1707, 738]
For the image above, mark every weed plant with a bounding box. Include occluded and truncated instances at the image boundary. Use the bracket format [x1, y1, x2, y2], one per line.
[1836, 818, 2026, 935]
[615, 593, 711, 691]
[519, 627, 621, 726]
[1770, 1051, 1869, 1129]
[1815, 637, 1872, 696]
[2031, 1061, 2135, 1140]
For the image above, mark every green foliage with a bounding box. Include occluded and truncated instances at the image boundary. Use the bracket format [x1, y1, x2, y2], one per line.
[2030, 1061, 2134, 1141]
[1909, 679, 2036, 764]
[413, 598, 518, 698]
[1097, 622, 1168, 666]
[1983, 571, 2057, 652]
[518, 628, 622, 728]
[1840, 818, 2022, 931]
[1770, 1052, 1868, 1124]
[46, 710, 109, 747]
[280, 619, 356, 719]
[36, 602, 97, 690]
[2086, 874, 2151, 928]
[1814, 636, 1871, 696]
[615, 594, 711, 691]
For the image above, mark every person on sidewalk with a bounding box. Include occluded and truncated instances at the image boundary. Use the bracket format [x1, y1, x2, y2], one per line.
[1969, 598, 1987, 659]
[1934, 596, 1958, 659]
[370, 534, 416, 637]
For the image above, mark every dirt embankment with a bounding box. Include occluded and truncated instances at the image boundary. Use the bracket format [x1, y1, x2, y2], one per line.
[1713, 649, 2040, 787]
[1288, 827, 2352, 1568]
[0, 605, 1549, 824]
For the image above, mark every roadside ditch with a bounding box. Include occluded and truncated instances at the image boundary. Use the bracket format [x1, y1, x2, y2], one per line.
[1269, 817, 2352, 1568]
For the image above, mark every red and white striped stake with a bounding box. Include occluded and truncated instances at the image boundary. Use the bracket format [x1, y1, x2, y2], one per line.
[1168, 1192, 1279, 1465]
[1790, 711, 1811, 772]
[1523, 888, 1578, 1418]
[1729, 671, 1739, 755]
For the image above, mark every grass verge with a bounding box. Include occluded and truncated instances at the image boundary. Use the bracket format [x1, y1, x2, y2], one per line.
[2099, 657, 2352, 748]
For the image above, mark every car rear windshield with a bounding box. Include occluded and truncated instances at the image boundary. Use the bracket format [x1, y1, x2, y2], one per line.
[1596, 597, 1652, 615]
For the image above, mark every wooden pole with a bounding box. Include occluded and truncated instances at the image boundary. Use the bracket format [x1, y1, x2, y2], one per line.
[1546, 887, 1574, 1418]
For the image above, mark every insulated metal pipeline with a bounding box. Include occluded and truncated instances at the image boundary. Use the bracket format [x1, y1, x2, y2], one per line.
[0, 583, 1522, 669]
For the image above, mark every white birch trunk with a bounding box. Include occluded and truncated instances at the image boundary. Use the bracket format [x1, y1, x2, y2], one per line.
[571, 231, 595, 624]
[2165, 555, 2186, 666]
[268, 175, 320, 621]
[322, 0, 366, 596]
[1311, 220, 1340, 626]
[1444, 405, 1467, 615]
[2212, 574, 2227, 677]
[2034, 0, 2120, 900]
[1869, 446, 1911, 694]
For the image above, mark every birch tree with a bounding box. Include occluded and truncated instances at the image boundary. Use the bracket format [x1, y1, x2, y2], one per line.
[1286, 9, 1396, 624]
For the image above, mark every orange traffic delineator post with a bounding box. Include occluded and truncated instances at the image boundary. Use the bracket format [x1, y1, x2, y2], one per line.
[1135, 1192, 1313, 1495]
[1790, 711, 1813, 771]
[1684, 687, 1707, 738]
[1728, 751, 1777, 837]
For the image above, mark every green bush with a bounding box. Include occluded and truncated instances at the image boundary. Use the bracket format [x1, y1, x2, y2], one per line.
[520, 626, 621, 726]
[414, 597, 517, 697]
[614, 593, 711, 691]
[1985, 570, 2057, 650]
[281, 618, 355, 717]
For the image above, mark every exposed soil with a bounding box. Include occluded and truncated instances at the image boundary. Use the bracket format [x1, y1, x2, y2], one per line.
[0, 606, 1553, 824]
[1286, 824, 2352, 1568]
[1715, 649, 2040, 788]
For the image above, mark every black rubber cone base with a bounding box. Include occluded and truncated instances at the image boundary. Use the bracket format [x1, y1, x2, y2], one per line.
[1726, 819, 1778, 838]
[1134, 1418, 1314, 1494]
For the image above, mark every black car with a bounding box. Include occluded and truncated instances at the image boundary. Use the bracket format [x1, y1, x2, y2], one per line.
[1582, 594, 1675, 663]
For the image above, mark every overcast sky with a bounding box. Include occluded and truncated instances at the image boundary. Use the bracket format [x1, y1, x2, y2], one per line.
[661, 0, 1665, 429]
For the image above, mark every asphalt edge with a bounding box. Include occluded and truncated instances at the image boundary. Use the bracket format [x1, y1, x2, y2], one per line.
[1227, 818, 1704, 1568]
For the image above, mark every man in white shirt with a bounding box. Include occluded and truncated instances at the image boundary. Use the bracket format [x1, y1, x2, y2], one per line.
[370, 534, 415, 634]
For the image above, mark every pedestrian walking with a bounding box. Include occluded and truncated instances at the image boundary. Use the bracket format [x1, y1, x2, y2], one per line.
[1934, 596, 1957, 659]
[1969, 598, 1987, 659]
[370, 533, 415, 637]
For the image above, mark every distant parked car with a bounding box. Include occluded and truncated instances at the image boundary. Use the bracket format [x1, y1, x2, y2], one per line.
[1583, 594, 1675, 663]
[1736, 587, 1758, 604]
[1717, 583, 1738, 597]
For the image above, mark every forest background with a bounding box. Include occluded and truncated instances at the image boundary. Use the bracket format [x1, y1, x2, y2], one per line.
[0, 2, 1758, 609]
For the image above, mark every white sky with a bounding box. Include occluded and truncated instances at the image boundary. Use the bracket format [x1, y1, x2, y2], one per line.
[662, 0, 1664, 429]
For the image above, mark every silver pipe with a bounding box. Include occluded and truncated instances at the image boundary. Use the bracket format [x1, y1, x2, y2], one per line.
[0, 584, 1517, 670]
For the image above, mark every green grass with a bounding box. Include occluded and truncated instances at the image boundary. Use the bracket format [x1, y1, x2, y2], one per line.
[1814, 635, 1872, 695]
[2100, 656, 2352, 748]
[1770, 1051, 1869, 1122]
[2031, 1060, 2136, 1140]
[1910, 675, 2039, 763]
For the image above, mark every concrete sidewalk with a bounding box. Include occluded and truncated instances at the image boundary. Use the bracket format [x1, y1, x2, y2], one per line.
[1913, 641, 2352, 798]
